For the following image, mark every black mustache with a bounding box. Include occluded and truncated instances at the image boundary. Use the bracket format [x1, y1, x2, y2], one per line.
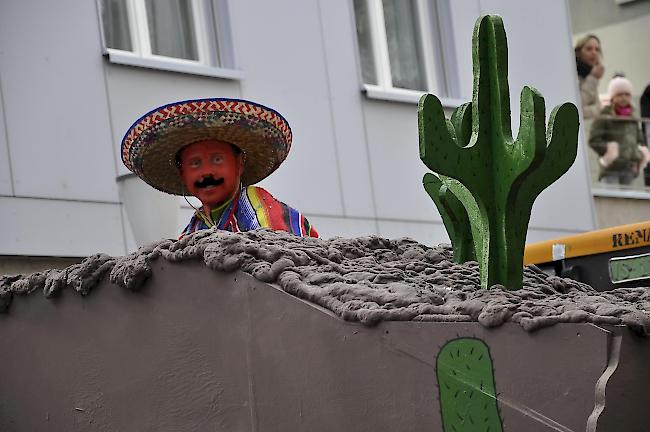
[195, 176, 224, 188]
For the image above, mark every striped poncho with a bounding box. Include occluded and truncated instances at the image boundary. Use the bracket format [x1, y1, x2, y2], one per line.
[180, 186, 318, 239]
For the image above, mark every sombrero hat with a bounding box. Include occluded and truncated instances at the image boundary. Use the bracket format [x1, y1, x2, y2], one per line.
[121, 98, 292, 195]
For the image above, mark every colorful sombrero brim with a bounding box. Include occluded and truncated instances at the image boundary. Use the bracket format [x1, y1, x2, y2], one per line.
[121, 98, 292, 195]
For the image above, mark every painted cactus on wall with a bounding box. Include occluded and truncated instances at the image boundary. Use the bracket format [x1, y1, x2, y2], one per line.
[419, 15, 579, 290]
[436, 338, 503, 432]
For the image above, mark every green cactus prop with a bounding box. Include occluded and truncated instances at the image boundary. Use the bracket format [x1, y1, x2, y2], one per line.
[418, 15, 579, 289]
[436, 338, 503, 432]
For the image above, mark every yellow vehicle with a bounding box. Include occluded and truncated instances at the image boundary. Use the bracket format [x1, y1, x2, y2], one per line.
[524, 221, 650, 291]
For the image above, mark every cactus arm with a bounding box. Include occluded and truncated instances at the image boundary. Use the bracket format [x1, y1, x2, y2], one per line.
[443, 179, 491, 288]
[423, 174, 476, 263]
[419, 95, 488, 272]
[502, 102, 580, 288]
[511, 102, 579, 211]
[418, 94, 470, 178]
[533, 102, 580, 193]
[505, 86, 548, 176]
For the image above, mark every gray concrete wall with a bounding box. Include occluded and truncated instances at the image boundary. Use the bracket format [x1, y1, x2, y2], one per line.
[595, 195, 650, 228]
[569, 0, 650, 34]
[0, 0, 596, 263]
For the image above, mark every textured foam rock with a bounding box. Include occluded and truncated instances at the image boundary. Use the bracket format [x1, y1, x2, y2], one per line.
[1, 229, 649, 335]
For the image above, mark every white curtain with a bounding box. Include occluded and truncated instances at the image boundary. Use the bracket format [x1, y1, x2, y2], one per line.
[353, 0, 378, 85]
[382, 0, 426, 91]
[102, 0, 132, 51]
[145, 0, 198, 61]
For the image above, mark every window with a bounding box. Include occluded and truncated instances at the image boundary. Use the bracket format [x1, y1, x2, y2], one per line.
[99, 0, 239, 78]
[353, 0, 457, 102]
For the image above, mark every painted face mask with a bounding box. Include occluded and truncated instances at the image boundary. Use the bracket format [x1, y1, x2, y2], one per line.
[179, 140, 244, 212]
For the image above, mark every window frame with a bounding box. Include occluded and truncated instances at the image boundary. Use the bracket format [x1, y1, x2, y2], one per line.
[97, 0, 242, 80]
[354, 0, 462, 107]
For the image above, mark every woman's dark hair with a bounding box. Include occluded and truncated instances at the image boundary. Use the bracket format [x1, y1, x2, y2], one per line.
[641, 84, 650, 119]
[576, 59, 591, 78]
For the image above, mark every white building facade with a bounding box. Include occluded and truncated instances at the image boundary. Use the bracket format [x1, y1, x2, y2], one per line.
[0, 0, 596, 272]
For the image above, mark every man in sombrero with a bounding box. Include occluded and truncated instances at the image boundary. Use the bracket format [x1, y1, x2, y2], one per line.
[121, 98, 318, 239]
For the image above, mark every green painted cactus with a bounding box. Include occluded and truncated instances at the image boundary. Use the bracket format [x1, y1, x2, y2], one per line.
[419, 15, 579, 289]
[436, 338, 503, 432]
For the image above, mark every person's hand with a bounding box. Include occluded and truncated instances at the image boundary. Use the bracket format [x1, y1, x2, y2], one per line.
[638, 145, 650, 171]
[591, 63, 605, 79]
[599, 141, 619, 167]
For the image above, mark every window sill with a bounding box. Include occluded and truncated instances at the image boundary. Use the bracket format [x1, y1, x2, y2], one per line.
[105, 49, 244, 80]
[362, 84, 465, 108]
[592, 187, 650, 200]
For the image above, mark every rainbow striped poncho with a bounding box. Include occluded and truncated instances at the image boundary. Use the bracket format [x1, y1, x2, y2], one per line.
[180, 186, 318, 239]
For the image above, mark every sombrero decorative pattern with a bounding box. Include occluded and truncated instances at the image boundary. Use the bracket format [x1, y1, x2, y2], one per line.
[121, 98, 292, 195]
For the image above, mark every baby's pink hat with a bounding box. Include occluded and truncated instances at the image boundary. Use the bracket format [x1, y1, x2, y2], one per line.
[608, 76, 633, 97]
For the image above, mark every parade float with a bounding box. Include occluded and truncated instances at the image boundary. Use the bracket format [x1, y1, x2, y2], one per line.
[1, 15, 648, 432]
